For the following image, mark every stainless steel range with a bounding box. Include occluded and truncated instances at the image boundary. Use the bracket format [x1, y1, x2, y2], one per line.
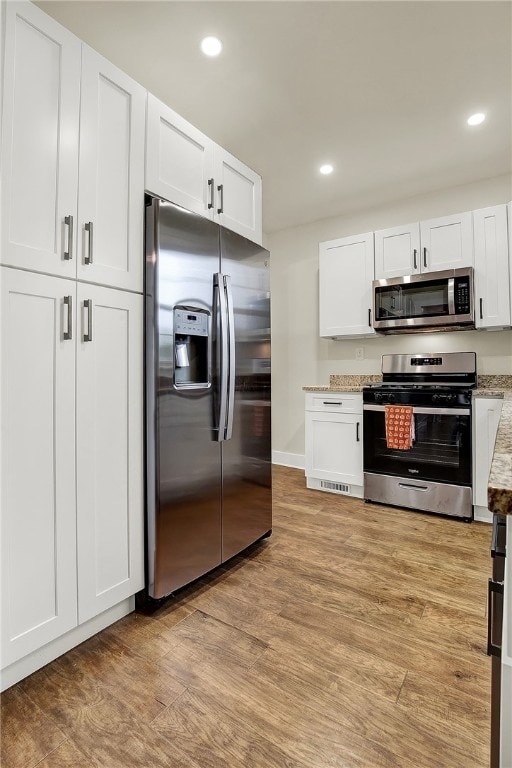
[363, 352, 476, 520]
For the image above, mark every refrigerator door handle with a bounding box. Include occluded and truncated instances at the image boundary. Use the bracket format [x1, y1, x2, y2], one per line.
[224, 274, 236, 440]
[214, 272, 228, 441]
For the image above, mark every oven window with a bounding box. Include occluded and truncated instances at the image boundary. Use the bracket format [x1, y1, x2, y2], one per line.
[363, 410, 471, 486]
[375, 279, 450, 321]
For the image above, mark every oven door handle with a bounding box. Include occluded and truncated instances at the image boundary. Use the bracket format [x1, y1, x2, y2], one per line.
[363, 404, 470, 416]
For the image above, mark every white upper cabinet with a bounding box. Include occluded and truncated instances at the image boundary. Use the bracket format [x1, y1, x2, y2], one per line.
[77, 47, 145, 292]
[374, 223, 420, 279]
[145, 94, 214, 219]
[374, 212, 474, 279]
[0, 267, 77, 667]
[420, 211, 473, 272]
[213, 146, 262, 245]
[145, 93, 263, 244]
[1, 2, 80, 279]
[76, 284, 144, 623]
[473, 204, 511, 329]
[319, 232, 376, 338]
[1, 8, 144, 292]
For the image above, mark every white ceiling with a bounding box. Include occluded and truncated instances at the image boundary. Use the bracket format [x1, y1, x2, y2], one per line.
[36, 0, 512, 234]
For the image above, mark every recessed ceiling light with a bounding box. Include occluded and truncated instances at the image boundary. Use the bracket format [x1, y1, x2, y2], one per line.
[201, 36, 222, 57]
[467, 112, 486, 126]
[319, 164, 334, 175]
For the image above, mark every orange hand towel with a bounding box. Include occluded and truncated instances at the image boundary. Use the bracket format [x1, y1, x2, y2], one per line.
[384, 405, 415, 450]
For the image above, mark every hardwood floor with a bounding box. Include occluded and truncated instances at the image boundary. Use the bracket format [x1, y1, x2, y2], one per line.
[1, 465, 492, 768]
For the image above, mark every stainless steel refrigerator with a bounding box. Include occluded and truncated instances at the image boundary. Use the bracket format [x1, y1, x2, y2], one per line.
[144, 195, 272, 600]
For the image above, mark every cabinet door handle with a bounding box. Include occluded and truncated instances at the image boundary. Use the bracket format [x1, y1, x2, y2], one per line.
[423, 247, 427, 269]
[84, 221, 93, 264]
[487, 577, 504, 657]
[368, 308, 372, 327]
[413, 249, 417, 270]
[356, 421, 360, 442]
[217, 184, 224, 215]
[64, 215, 73, 260]
[479, 298, 483, 320]
[83, 299, 93, 342]
[63, 295, 72, 340]
[324, 401, 342, 406]
[208, 178, 214, 210]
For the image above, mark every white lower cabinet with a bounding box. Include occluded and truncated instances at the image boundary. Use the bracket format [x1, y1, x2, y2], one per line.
[305, 393, 363, 497]
[472, 397, 503, 523]
[0, 267, 143, 676]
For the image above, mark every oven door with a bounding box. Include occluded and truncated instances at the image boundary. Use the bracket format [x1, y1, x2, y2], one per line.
[363, 404, 472, 486]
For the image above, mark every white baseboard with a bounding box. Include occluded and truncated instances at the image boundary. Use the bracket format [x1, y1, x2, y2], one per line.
[272, 451, 305, 470]
[0, 597, 134, 691]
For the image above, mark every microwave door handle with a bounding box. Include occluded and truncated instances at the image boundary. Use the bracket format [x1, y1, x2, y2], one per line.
[447, 278, 455, 315]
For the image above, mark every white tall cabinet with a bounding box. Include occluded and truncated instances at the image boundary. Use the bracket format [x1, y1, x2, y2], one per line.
[77, 46, 145, 291]
[0, 269, 78, 667]
[146, 93, 263, 245]
[76, 284, 143, 624]
[1, 2, 80, 279]
[0, 1, 145, 687]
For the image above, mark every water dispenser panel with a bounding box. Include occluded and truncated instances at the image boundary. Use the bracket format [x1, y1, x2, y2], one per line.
[174, 309, 208, 337]
[173, 306, 210, 389]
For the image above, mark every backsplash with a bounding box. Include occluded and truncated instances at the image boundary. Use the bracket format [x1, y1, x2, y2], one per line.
[478, 375, 512, 389]
[329, 374, 382, 387]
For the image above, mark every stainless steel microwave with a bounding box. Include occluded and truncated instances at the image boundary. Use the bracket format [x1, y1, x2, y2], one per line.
[372, 267, 475, 333]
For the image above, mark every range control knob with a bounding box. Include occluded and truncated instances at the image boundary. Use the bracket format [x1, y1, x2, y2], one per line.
[432, 392, 455, 403]
[386, 394, 396, 405]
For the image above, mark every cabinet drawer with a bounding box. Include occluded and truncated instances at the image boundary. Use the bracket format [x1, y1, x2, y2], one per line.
[305, 392, 362, 414]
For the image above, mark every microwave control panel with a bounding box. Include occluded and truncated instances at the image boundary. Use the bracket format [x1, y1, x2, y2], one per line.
[454, 277, 471, 315]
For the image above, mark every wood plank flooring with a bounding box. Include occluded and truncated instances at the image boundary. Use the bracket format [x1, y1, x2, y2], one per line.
[1, 465, 492, 767]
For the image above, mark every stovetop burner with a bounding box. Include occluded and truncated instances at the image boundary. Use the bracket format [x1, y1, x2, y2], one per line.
[365, 383, 475, 391]
[363, 352, 476, 407]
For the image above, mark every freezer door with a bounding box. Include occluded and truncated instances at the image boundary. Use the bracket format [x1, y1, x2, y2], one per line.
[146, 198, 222, 598]
[219, 227, 272, 562]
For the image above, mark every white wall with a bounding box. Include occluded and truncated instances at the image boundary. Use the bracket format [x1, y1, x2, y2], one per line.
[268, 173, 512, 460]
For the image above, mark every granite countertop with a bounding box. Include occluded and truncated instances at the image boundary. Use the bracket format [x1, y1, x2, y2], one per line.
[303, 374, 512, 397]
[488, 390, 512, 516]
[303, 375, 381, 393]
